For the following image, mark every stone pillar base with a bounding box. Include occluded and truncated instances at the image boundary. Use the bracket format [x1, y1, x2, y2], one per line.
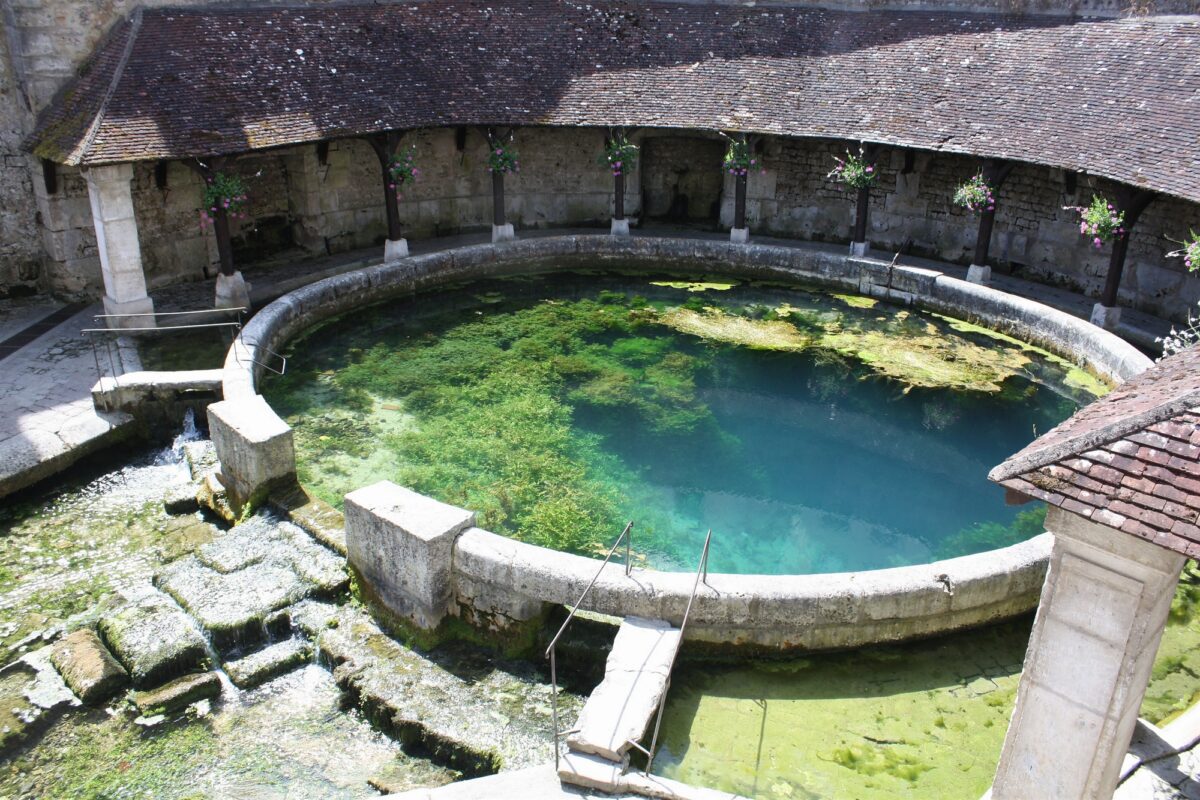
[610, 218, 630, 237]
[966, 264, 992, 284]
[215, 271, 251, 311]
[1090, 303, 1121, 331]
[730, 227, 750, 244]
[383, 238, 409, 262]
[345, 481, 476, 631]
[491, 223, 515, 243]
[849, 240, 868, 257]
[102, 294, 156, 330]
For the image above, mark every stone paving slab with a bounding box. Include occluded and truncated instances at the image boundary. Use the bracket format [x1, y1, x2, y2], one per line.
[223, 637, 312, 689]
[387, 764, 642, 799]
[558, 752, 746, 800]
[157, 513, 347, 650]
[96, 587, 210, 689]
[567, 617, 681, 763]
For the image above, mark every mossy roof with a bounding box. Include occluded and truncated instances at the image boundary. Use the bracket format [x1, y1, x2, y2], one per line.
[23, 1, 1200, 204]
[991, 346, 1200, 558]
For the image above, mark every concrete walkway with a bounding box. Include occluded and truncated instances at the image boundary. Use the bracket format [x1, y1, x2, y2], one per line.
[0, 301, 138, 499]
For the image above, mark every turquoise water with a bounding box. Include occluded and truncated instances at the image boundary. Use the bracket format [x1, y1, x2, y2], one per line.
[265, 270, 1102, 575]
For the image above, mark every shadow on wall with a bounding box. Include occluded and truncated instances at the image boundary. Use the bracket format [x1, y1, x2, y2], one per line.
[641, 137, 725, 228]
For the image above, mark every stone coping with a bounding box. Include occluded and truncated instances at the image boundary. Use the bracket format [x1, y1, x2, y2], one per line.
[223, 235, 1152, 646]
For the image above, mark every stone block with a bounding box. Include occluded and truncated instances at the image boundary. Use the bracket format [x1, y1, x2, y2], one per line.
[1090, 303, 1122, 331]
[966, 264, 992, 284]
[491, 223, 515, 243]
[97, 591, 209, 689]
[206, 394, 296, 509]
[849, 240, 868, 256]
[610, 218, 630, 237]
[384, 237, 410, 262]
[345, 482, 476, 630]
[214, 271, 251, 311]
[730, 227, 749, 244]
[132, 671, 221, 716]
[50, 629, 128, 705]
[222, 638, 311, 689]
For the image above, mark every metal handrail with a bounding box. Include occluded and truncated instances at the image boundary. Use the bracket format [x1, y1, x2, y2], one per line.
[643, 529, 712, 775]
[92, 307, 247, 320]
[232, 336, 288, 376]
[545, 521, 635, 769]
[84, 307, 246, 385]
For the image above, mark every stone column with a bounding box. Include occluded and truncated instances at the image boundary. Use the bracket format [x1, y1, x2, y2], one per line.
[84, 164, 155, 329]
[991, 506, 1185, 800]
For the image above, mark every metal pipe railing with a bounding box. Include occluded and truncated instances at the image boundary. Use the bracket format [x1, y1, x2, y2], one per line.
[545, 520, 635, 769]
[643, 529, 712, 775]
[84, 307, 247, 384]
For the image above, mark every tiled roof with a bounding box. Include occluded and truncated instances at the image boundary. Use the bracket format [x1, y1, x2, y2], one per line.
[25, 2, 1200, 203]
[990, 347, 1200, 558]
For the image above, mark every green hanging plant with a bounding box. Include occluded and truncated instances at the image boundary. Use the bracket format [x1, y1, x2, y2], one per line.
[827, 145, 876, 190]
[600, 132, 638, 177]
[200, 172, 248, 227]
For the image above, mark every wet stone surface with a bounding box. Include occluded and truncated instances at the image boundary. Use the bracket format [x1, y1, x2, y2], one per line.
[318, 605, 579, 776]
[157, 512, 348, 651]
[49, 628, 127, 706]
[96, 587, 209, 689]
[225, 637, 313, 689]
[132, 671, 222, 716]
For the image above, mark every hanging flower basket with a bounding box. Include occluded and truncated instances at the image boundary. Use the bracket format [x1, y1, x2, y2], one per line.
[200, 172, 248, 227]
[953, 173, 995, 214]
[723, 137, 762, 178]
[1168, 231, 1200, 272]
[827, 146, 876, 190]
[487, 136, 520, 174]
[387, 144, 420, 197]
[1064, 195, 1126, 249]
[600, 133, 638, 177]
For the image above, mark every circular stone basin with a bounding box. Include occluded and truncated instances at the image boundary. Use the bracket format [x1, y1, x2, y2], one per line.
[263, 269, 1107, 575]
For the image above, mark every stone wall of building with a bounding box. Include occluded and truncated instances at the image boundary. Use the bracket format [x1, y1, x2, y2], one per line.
[734, 138, 1200, 321]
[2, 0, 1199, 320]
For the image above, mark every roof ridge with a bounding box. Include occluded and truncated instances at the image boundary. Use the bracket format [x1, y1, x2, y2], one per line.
[988, 383, 1200, 484]
[73, 8, 143, 167]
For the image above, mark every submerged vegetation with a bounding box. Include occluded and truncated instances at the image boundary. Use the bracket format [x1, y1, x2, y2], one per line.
[267, 272, 1107, 573]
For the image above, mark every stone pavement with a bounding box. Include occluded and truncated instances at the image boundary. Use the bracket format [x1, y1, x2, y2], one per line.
[0, 301, 138, 499]
[1117, 704, 1200, 799]
[0, 226, 1175, 502]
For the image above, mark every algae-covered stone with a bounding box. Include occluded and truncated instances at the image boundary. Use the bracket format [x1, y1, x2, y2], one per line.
[223, 638, 311, 689]
[97, 590, 209, 688]
[132, 671, 221, 716]
[50, 629, 128, 705]
[367, 757, 461, 794]
[163, 483, 200, 515]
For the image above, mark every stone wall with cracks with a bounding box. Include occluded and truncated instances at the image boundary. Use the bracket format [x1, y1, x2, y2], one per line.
[219, 235, 1151, 649]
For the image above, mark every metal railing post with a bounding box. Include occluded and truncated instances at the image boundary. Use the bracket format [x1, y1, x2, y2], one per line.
[544, 521, 635, 765]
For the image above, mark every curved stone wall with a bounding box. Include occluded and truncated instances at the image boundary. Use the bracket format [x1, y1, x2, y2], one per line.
[222, 234, 1152, 647]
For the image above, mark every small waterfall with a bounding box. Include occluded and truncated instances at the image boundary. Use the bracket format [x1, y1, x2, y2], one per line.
[172, 408, 201, 451]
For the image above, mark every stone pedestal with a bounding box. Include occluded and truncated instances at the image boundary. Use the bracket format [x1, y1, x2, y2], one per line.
[383, 238, 409, 262]
[966, 264, 992, 284]
[492, 223, 515, 243]
[730, 227, 749, 244]
[849, 240, 868, 257]
[84, 164, 155, 330]
[345, 481, 476, 630]
[214, 271, 251, 311]
[610, 218, 630, 237]
[206, 395, 295, 511]
[1090, 303, 1122, 331]
[991, 507, 1185, 800]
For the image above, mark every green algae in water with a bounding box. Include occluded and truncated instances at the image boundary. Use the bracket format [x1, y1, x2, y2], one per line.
[264, 271, 1102, 575]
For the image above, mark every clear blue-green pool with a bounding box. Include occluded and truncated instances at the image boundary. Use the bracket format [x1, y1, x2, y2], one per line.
[264, 270, 1107, 575]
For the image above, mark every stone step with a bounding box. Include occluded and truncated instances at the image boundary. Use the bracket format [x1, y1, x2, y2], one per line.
[566, 617, 681, 763]
[223, 637, 312, 689]
[558, 751, 744, 800]
[318, 604, 578, 775]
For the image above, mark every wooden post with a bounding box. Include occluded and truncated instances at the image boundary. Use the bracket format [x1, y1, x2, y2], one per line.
[492, 169, 506, 227]
[614, 172, 625, 221]
[1099, 189, 1156, 308]
[972, 161, 1015, 267]
[850, 144, 879, 255]
[734, 172, 747, 230]
[189, 157, 236, 277]
[366, 132, 405, 243]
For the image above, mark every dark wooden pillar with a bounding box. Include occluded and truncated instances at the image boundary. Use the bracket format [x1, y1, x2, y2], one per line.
[189, 157, 236, 277]
[850, 144, 880, 248]
[734, 173, 747, 230]
[366, 132, 405, 242]
[972, 160, 1015, 268]
[614, 172, 625, 221]
[492, 169, 506, 227]
[1099, 188, 1157, 308]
